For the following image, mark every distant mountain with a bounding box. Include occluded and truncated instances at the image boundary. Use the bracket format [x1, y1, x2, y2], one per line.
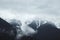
[26, 18, 47, 31]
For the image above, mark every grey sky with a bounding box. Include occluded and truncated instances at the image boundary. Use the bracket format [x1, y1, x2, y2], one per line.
[0, 0, 60, 16]
[0, 0, 60, 24]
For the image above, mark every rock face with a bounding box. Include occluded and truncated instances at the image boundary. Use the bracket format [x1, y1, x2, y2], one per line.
[0, 18, 17, 40]
[20, 22, 60, 40]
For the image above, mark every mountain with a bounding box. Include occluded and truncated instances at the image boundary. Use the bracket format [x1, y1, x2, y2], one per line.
[0, 18, 17, 40]
[33, 22, 60, 40]
[2, 17, 60, 40]
[27, 18, 47, 31]
[20, 21, 60, 40]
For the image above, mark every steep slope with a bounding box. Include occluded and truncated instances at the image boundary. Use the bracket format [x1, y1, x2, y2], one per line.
[0, 18, 17, 40]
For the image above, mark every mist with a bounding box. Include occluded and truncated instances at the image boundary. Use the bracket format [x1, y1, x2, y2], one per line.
[0, 0, 60, 38]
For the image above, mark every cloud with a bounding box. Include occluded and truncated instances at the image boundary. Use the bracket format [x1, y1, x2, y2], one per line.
[0, 0, 60, 38]
[0, 0, 60, 16]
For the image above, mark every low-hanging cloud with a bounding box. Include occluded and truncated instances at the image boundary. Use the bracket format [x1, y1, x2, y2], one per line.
[0, 0, 60, 38]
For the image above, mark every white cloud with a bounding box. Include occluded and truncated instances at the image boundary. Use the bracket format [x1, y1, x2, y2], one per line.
[0, 10, 16, 20]
[0, 0, 60, 16]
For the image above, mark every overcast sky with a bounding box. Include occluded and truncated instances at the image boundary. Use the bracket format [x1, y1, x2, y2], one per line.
[0, 0, 60, 15]
[0, 0, 60, 24]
